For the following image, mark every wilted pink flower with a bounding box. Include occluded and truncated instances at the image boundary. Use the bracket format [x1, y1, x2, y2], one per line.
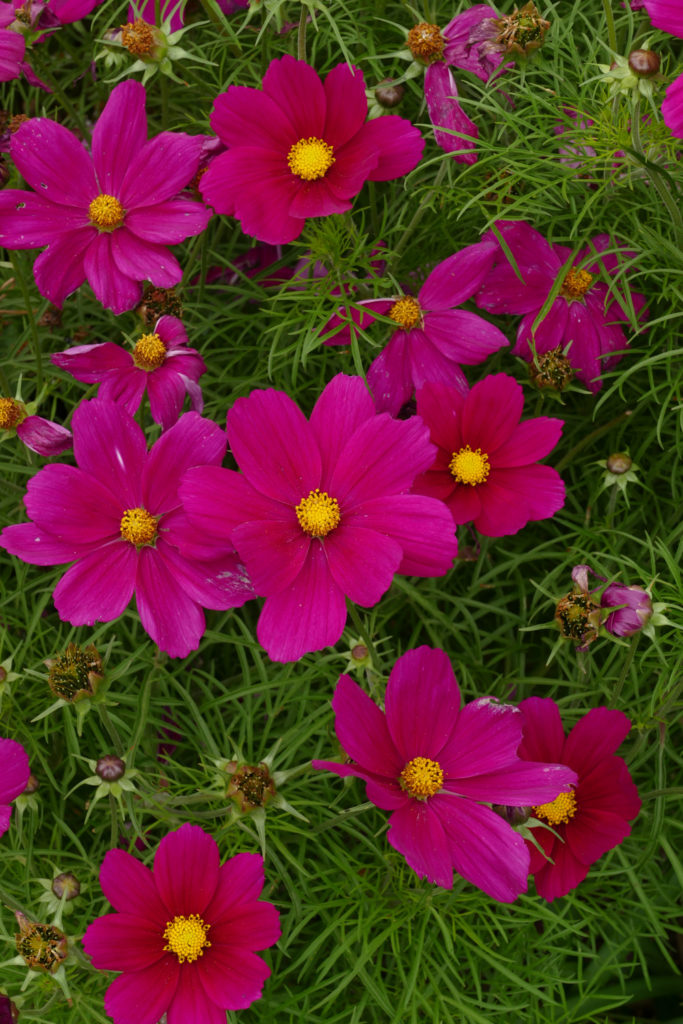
[0, 400, 254, 658]
[571, 564, 653, 637]
[0, 80, 211, 314]
[476, 220, 648, 392]
[519, 699, 641, 901]
[200, 56, 424, 244]
[0, 395, 72, 455]
[314, 646, 577, 899]
[52, 316, 205, 430]
[83, 824, 280, 1021]
[413, 374, 565, 536]
[12, 0, 99, 27]
[0, 737, 30, 836]
[180, 374, 457, 662]
[325, 241, 508, 416]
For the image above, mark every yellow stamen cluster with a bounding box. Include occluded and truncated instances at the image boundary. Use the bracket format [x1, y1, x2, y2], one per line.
[120, 507, 158, 547]
[406, 22, 445, 62]
[133, 332, 166, 370]
[0, 396, 25, 430]
[120, 18, 155, 56]
[449, 445, 491, 486]
[287, 137, 335, 181]
[162, 914, 211, 964]
[295, 489, 341, 538]
[561, 267, 594, 300]
[388, 295, 422, 331]
[89, 194, 125, 230]
[400, 756, 444, 799]
[533, 789, 577, 826]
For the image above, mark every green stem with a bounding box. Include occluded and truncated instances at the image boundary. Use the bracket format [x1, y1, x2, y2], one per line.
[631, 97, 683, 248]
[606, 482, 618, 528]
[108, 794, 119, 848]
[554, 409, 633, 473]
[297, 4, 307, 61]
[127, 673, 153, 768]
[10, 254, 42, 390]
[98, 704, 124, 758]
[602, 0, 618, 54]
[346, 601, 380, 680]
[611, 633, 640, 706]
[387, 161, 448, 275]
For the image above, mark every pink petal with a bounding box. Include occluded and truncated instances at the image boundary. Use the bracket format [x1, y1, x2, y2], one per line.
[367, 333, 414, 416]
[257, 543, 347, 661]
[451, 760, 577, 805]
[419, 241, 498, 310]
[288, 178, 352, 219]
[515, 296, 569, 357]
[349, 494, 457, 577]
[125, 199, 212, 244]
[204, 854, 265, 922]
[53, 543, 137, 626]
[0, 191, 90, 247]
[533, 838, 590, 902]
[309, 373, 376, 486]
[83, 232, 142, 314]
[322, 63, 368, 148]
[517, 696, 566, 764]
[92, 80, 148, 196]
[155, 542, 254, 611]
[33, 228, 94, 306]
[387, 800, 453, 887]
[153, 823, 220, 916]
[24, 463, 119, 544]
[385, 647, 461, 761]
[104, 957, 179, 1024]
[0, 738, 29, 804]
[423, 309, 509, 364]
[210, 901, 280, 951]
[135, 547, 207, 658]
[11, 117, 96, 206]
[180, 467, 290, 545]
[210, 84, 295, 149]
[16, 416, 72, 456]
[580, 756, 641, 821]
[110, 228, 182, 289]
[475, 464, 565, 536]
[662, 73, 683, 138]
[227, 389, 321, 505]
[445, 484, 482, 525]
[232, 518, 309, 595]
[194, 946, 271, 1013]
[146, 368, 193, 429]
[99, 848, 168, 926]
[72, 399, 146, 507]
[407, 328, 471, 393]
[0, 805, 11, 836]
[329, 674, 402, 779]
[435, 795, 530, 902]
[52, 342, 132, 381]
[120, 133, 202, 209]
[424, 63, 478, 164]
[82, 913, 165, 971]
[143, 411, 226, 515]
[565, 300, 603, 391]
[1, 522, 91, 565]
[491, 417, 564, 467]
[359, 115, 425, 180]
[566, 806, 632, 866]
[98, 367, 146, 415]
[262, 55, 326, 138]
[461, 373, 523, 453]
[324, 524, 402, 605]
[415, 379, 467, 453]
[439, 697, 523, 779]
[562, 707, 632, 776]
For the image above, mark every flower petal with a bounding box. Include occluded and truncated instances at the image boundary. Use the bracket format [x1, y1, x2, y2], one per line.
[204, 854, 265, 922]
[110, 228, 182, 289]
[210, 84, 295, 149]
[194, 946, 271, 1013]
[33, 228, 94, 306]
[24, 463, 120, 544]
[104, 957, 179, 1024]
[83, 232, 142, 314]
[153, 823, 220, 916]
[387, 800, 453, 888]
[385, 647, 461, 761]
[322, 63, 368, 148]
[309, 373, 376, 487]
[359, 114, 425, 180]
[532, 837, 589, 902]
[367, 332, 414, 416]
[179, 467, 290, 547]
[232, 519, 309, 595]
[0, 738, 29, 804]
[135, 547, 206, 658]
[328, 673, 402, 778]
[16, 416, 72, 457]
[11, 117, 96, 206]
[461, 373, 523, 453]
[143, 411, 226, 516]
[0, 191, 90, 247]
[518, 697, 566, 764]
[82, 913, 165, 971]
[439, 697, 522, 780]
[262, 55, 326, 138]
[422, 309, 509, 365]
[120, 132, 202, 208]
[99, 848, 168, 925]
[324, 524, 402, 605]
[424, 63, 477, 164]
[1, 522, 89, 566]
[420, 241, 498, 310]
[562, 707, 632, 776]
[349, 494, 457, 577]
[72, 398, 146, 508]
[92, 80, 148, 196]
[451, 760, 577, 805]
[491, 417, 564, 467]
[210, 901, 280, 951]
[125, 199, 211, 244]
[475, 464, 565, 536]
[53, 544, 137, 626]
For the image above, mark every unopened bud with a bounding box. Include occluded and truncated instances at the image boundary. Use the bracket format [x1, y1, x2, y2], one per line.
[23, 773, 39, 794]
[492, 804, 531, 826]
[95, 755, 126, 781]
[14, 913, 68, 974]
[606, 452, 632, 474]
[628, 48, 660, 77]
[51, 872, 80, 901]
[375, 79, 405, 108]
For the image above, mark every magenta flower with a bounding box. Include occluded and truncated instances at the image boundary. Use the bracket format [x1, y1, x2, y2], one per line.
[413, 374, 565, 536]
[180, 374, 457, 662]
[325, 241, 508, 416]
[424, 62, 479, 164]
[0, 5, 25, 82]
[475, 220, 648, 392]
[83, 824, 280, 1022]
[200, 55, 424, 245]
[0, 400, 254, 658]
[0, 80, 211, 314]
[52, 316, 206, 430]
[0, 395, 72, 455]
[313, 647, 577, 900]
[571, 564, 653, 638]
[12, 0, 99, 27]
[0, 737, 30, 836]
[519, 698, 641, 901]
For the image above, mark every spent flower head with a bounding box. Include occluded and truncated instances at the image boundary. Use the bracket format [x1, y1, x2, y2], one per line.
[45, 642, 103, 702]
[14, 913, 68, 974]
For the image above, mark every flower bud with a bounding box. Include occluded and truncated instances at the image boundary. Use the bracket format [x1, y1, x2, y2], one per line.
[51, 872, 80, 901]
[95, 755, 126, 782]
[23, 773, 39, 794]
[606, 452, 632, 474]
[14, 913, 67, 974]
[226, 762, 276, 812]
[492, 804, 531, 825]
[374, 79, 405, 108]
[45, 642, 103, 702]
[628, 48, 660, 77]
[602, 583, 653, 637]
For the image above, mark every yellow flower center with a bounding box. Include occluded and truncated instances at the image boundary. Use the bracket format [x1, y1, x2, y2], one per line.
[287, 137, 335, 181]
[162, 914, 211, 964]
[133, 332, 166, 371]
[0, 396, 26, 430]
[120, 507, 158, 547]
[400, 756, 444, 799]
[120, 18, 155, 56]
[89, 194, 125, 230]
[561, 267, 594, 300]
[388, 296, 422, 330]
[533, 789, 577, 826]
[406, 22, 445, 62]
[449, 445, 491, 486]
[295, 489, 341, 538]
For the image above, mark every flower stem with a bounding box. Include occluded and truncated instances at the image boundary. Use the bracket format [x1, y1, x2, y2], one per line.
[297, 5, 307, 61]
[10, 254, 42, 390]
[602, 0, 618, 54]
[97, 704, 124, 758]
[606, 482, 619, 528]
[346, 601, 380, 681]
[611, 633, 640, 706]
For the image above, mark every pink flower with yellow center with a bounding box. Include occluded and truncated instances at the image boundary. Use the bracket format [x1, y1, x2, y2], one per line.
[313, 647, 577, 900]
[200, 55, 424, 244]
[0, 80, 211, 314]
[519, 699, 641, 901]
[83, 824, 280, 1022]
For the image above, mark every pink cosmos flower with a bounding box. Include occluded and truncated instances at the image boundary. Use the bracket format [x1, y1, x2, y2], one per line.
[200, 55, 424, 245]
[519, 698, 641, 901]
[413, 374, 565, 536]
[83, 824, 280, 1022]
[51, 316, 206, 431]
[12, 0, 99, 28]
[179, 374, 457, 662]
[0, 400, 254, 658]
[324, 241, 508, 416]
[0, 395, 72, 455]
[0, 80, 211, 314]
[0, 736, 30, 836]
[571, 564, 653, 637]
[475, 220, 648, 392]
[313, 647, 577, 900]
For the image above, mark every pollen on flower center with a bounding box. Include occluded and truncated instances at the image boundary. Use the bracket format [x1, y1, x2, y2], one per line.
[449, 445, 491, 486]
[162, 914, 211, 964]
[561, 267, 594, 300]
[287, 137, 335, 181]
[89, 194, 125, 230]
[406, 22, 445, 62]
[533, 789, 577, 826]
[120, 507, 158, 546]
[120, 18, 155, 56]
[388, 295, 422, 330]
[133, 332, 166, 370]
[0, 396, 26, 430]
[400, 756, 444, 799]
[296, 489, 341, 538]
